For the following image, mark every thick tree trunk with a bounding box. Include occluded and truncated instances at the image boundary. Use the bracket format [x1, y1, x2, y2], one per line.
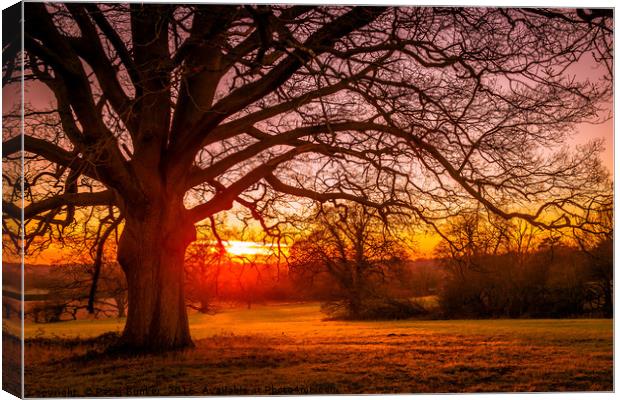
[117, 202, 196, 351]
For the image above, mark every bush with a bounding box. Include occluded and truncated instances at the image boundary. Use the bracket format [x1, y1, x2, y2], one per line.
[321, 296, 427, 320]
[437, 249, 597, 319]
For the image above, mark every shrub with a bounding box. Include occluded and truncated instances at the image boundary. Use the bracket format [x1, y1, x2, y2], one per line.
[321, 296, 427, 320]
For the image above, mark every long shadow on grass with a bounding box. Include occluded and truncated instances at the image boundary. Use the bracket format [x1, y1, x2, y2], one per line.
[24, 332, 175, 363]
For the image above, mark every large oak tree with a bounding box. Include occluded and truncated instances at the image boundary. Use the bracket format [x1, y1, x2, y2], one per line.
[2, 4, 612, 350]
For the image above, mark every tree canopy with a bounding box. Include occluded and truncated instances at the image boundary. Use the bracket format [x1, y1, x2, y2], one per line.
[3, 5, 613, 239]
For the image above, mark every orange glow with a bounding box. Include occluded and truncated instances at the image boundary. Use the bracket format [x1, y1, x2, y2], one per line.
[224, 240, 286, 257]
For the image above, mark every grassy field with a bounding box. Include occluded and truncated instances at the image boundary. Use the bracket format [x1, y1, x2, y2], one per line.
[11, 302, 613, 396]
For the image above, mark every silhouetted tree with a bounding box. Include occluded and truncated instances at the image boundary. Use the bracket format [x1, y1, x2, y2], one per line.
[184, 231, 227, 314]
[27, 261, 127, 322]
[289, 204, 419, 319]
[2, 5, 612, 349]
[184, 223, 280, 312]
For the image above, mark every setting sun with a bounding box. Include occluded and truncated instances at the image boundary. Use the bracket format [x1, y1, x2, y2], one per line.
[225, 241, 269, 256]
[224, 241, 286, 257]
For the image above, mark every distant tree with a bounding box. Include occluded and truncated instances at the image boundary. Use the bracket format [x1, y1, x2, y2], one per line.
[97, 262, 128, 318]
[184, 233, 227, 315]
[289, 203, 419, 319]
[573, 207, 613, 317]
[24, 264, 106, 323]
[184, 223, 278, 312]
[46, 208, 127, 319]
[30, 261, 127, 322]
[2, 5, 612, 349]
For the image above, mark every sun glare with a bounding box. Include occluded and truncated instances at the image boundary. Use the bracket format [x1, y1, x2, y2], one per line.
[225, 240, 278, 256]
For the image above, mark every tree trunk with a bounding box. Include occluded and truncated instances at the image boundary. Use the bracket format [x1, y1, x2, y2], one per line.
[117, 203, 196, 351]
[115, 295, 127, 319]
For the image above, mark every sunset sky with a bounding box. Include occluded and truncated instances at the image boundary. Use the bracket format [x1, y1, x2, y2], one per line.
[12, 85, 614, 265]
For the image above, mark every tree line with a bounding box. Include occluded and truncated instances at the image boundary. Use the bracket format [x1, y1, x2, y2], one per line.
[24, 202, 612, 322]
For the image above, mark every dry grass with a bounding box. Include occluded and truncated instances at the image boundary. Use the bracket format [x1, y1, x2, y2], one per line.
[2, 331, 22, 397]
[20, 303, 612, 396]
